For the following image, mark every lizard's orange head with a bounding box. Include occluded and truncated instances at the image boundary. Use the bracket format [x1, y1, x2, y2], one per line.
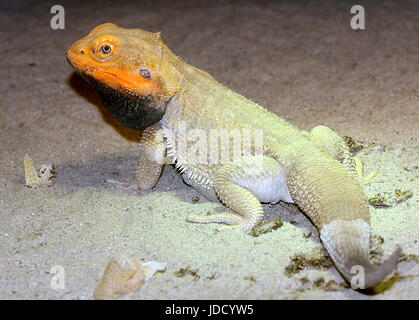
[66, 23, 180, 130]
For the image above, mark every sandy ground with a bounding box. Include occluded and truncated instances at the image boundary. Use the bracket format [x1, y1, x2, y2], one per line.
[0, 0, 417, 299]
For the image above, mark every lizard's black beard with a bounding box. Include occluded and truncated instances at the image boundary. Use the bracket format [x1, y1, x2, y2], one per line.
[97, 89, 167, 130]
[79, 74, 167, 130]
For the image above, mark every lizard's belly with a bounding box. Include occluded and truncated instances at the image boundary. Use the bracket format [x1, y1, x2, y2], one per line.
[183, 169, 293, 205]
[182, 156, 294, 205]
[234, 165, 294, 204]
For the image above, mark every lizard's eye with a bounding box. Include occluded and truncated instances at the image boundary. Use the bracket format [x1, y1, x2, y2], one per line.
[139, 69, 151, 79]
[100, 44, 112, 54]
[93, 42, 115, 61]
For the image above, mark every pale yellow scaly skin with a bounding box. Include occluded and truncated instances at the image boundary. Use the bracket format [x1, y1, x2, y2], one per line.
[67, 23, 400, 289]
[134, 123, 166, 191]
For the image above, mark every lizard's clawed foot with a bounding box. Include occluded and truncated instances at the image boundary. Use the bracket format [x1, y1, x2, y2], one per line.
[186, 213, 281, 235]
[354, 156, 378, 185]
[250, 218, 283, 236]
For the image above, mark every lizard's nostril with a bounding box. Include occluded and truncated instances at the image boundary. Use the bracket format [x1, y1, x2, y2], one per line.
[80, 49, 85, 55]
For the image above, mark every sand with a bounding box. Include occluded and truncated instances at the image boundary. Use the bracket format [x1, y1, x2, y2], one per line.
[0, 0, 417, 299]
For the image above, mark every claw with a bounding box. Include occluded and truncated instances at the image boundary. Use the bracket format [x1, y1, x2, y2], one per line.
[354, 156, 378, 185]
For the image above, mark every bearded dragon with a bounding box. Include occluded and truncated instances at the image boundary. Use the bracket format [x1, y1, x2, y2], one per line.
[66, 23, 400, 289]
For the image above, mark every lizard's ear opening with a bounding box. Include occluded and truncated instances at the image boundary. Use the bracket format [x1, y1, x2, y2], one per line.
[139, 68, 151, 79]
[129, 30, 180, 100]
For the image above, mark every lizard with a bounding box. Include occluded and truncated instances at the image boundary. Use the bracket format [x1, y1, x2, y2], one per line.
[66, 23, 400, 289]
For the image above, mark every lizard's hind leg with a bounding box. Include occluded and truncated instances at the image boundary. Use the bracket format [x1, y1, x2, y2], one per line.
[310, 125, 377, 184]
[187, 156, 292, 233]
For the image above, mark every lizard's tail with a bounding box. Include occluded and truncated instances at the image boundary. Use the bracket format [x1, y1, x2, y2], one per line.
[320, 219, 401, 289]
[278, 146, 400, 289]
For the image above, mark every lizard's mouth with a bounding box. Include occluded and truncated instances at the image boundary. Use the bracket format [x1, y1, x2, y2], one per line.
[66, 51, 87, 74]
[66, 52, 102, 81]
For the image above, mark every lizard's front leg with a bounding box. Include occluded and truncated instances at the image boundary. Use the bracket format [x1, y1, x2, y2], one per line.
[187, 156, 292, 232]
[135, 123, 166, 192]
